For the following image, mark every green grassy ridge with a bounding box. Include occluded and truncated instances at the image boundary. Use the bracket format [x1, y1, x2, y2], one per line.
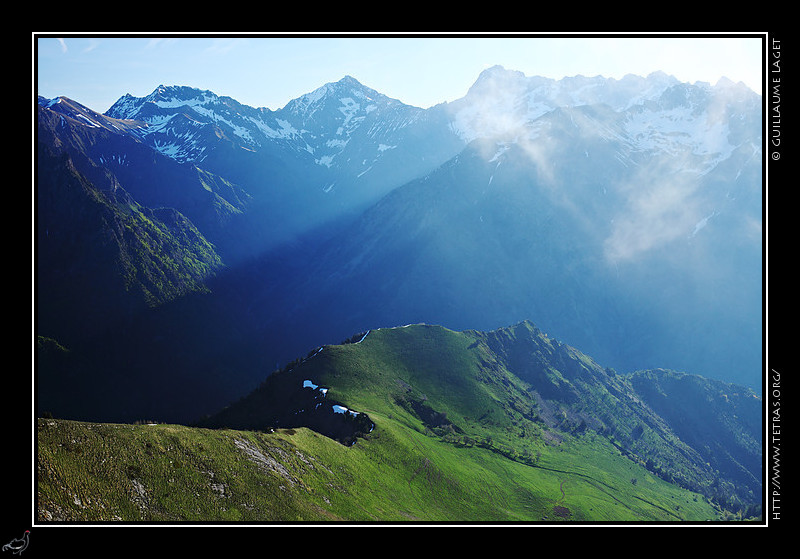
[36, 414, 718, 523]
[37, 322, 757, 522]
[37, 419, 332, 522]
[204, 322, 760, 514]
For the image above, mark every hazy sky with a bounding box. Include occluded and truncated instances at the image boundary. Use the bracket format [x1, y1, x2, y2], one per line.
[34, 33, 765, 114]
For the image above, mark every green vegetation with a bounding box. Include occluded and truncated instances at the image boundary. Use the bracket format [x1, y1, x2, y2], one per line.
[36, 416, 715, 522]
[38, 322, 761, 523]
[37, 145, 223, 321]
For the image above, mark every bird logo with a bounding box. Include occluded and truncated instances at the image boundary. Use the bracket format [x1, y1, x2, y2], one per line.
[2, 531, 29, 556]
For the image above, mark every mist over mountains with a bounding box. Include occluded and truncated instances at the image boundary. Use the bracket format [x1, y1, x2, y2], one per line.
[36, 65, 763, 425]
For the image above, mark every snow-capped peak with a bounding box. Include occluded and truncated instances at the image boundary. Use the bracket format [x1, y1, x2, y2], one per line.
[145, 85, 219, 109]
[447, 68, 686, 144]
[284, 75, 394, 120]
[90, 68, 759, 182]
[447, 67, 761, 176]
[99, 77, 424, 169]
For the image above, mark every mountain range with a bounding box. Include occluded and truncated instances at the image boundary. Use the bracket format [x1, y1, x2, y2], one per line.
[36, 65, 762, 425]
[34, 64, 765, 523]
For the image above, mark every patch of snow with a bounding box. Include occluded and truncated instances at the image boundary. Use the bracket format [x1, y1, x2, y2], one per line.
[690, 210, 718, 238]
[332, 405, 360, 417]
[76, 114, 101, 128]
[624, 105, 735, 169]
[354, 331, 370, 344]
[317, 155, 335, 168]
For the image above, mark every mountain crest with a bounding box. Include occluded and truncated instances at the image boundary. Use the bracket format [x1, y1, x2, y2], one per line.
[284, 74, 396, 119]
[200, 321, 761, 512]
[145, 84, 216, 105]
[108, 84, 226, 121]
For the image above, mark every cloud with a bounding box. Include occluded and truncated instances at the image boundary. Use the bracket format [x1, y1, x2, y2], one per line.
[204, 37, 246, 56]
[82, 39, 99, 54]
[448, 66, 530, 142]
[145, 38, 178, 50]
[603, 155, 705, 263]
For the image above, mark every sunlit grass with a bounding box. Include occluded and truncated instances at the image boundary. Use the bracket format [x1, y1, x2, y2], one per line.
[37, 324, 726, 523]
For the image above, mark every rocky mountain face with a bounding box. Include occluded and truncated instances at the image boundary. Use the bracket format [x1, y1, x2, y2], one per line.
[35, 66, 763, 425]
[103, 78, 465, 258]
[36, 105, 225, 341]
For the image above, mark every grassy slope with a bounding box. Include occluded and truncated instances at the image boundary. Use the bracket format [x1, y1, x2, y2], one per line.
[299, 324, 719, 521]
[38, 324, 722, 523]
[37, 417, 716, 523]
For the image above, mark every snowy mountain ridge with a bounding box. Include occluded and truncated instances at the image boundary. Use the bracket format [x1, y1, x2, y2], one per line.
[39, 66, 762, 263]
[105, 84, 303, 162]
[50, 66, 760, 187]
[446, 66, 761, 175]
[104, 77, 427, 170]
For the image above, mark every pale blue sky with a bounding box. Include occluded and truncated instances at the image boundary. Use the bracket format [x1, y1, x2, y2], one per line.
[35, 34, 765, 114]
